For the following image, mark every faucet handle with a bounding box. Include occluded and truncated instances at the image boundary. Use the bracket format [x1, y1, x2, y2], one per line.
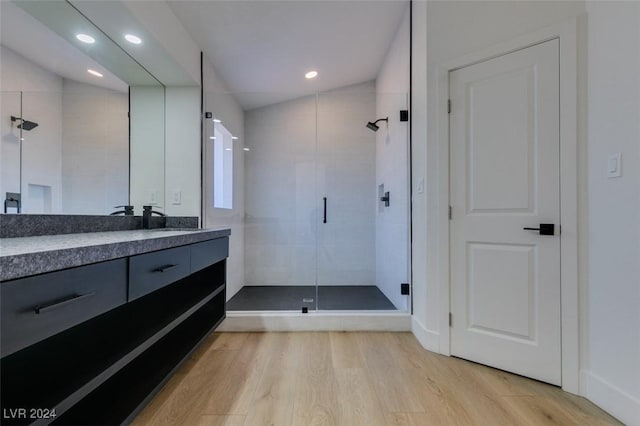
[114, 205, 134, 215]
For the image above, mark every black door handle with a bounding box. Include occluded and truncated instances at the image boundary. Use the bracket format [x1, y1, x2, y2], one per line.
[323, 197, 327, 224]
[523, 223, 554, 235]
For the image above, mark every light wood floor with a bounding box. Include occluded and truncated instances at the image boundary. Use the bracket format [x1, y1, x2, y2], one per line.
[133, 332, 619, 426]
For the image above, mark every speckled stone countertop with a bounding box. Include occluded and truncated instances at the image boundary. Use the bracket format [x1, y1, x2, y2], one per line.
[0, 228, 231, 282]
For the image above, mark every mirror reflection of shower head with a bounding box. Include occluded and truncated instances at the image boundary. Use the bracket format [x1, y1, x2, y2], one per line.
[11, 116, 39, 131]
[366, 117, 388, 132]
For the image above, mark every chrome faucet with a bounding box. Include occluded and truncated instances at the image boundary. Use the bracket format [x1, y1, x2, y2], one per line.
[142, 205, 166, 229]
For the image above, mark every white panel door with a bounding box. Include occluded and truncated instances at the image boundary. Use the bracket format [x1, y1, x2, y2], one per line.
[450, 39, 561, 385]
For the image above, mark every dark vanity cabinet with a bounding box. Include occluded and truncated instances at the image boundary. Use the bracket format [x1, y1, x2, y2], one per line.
[0, 237, 228, 425]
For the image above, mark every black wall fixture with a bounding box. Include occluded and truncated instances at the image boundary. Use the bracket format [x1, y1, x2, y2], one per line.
[400, 110, 409, 122]
[380, 191, 390, 207]
[366, 117, 388, 132]
[11, 116, 38, 131]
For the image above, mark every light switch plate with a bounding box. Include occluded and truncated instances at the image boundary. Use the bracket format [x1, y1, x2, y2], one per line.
[417, 177, 424, 194]
[607, 153, 621, 178]
[148, 189, 159, 205]
[171, 190, 182, 205]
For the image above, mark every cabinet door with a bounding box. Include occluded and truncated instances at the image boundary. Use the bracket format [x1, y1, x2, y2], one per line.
[1, 258, 127, 357]
[190, 237, 229, 273]
[129, 246, 191, 300]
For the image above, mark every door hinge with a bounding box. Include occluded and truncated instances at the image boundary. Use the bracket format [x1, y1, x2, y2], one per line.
[449, 312, 453, 327]
[448, 99, 452, 114]
[449, 205, 452, 220]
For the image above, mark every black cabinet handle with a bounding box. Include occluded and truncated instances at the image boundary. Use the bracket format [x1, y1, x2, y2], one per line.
[523, 224, 555, 235]
[153, 264, 178, 273]
[33, 292, 96, 314]
[323, 197, 327, 224]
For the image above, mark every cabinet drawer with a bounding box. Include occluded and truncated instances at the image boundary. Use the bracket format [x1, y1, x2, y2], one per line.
[1, 258, 127, 357]
[190, 237, 229, 273]
[129, 246, 190, 301]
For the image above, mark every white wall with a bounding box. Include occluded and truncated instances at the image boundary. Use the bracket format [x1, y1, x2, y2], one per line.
[131, 85, 204, 220]
[164, 86, 201, 218]
[411, 0, 430, 344]
[1, 46, 62, 213]
[129, 86, 165, 214]
[244, 82, 376, 288]
[61, 79, 128, 214]
[203, 58, 246, 300]
[584, 2, 640, 424]
[412, 1, 639, 423]
[411, 0, 586, 348]
[376, 7, 411, 311]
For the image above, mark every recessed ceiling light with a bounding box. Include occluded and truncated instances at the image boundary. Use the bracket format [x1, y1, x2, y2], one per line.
[231, 136, 238, 140]
[305, 70, 318, 79]
[76, 34, 95, 44]
[225, 148, 232, 151]
[87, 69, 103, 78]
[213, 118, 222, 123]
[124, 34, 142, 44]
[209, 136, 216, 140]
[243, 147, 250, 151]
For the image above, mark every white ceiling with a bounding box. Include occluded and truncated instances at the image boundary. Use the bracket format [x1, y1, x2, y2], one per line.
[168, 0, 409, 110]
[0, 1, 129, 93]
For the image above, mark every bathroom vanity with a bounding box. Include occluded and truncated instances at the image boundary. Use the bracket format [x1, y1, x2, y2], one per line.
[0, 227, 230, 425]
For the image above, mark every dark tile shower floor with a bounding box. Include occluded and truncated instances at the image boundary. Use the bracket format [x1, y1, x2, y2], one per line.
[227, 285, 396, 311]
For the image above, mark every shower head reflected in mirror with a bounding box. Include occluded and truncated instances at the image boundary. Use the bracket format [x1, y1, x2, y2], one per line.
[366, 117, 388, 132]
[11, 116, 39, 131]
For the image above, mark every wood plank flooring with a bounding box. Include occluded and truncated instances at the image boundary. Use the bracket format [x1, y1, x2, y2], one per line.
[132, 332, 620, 426]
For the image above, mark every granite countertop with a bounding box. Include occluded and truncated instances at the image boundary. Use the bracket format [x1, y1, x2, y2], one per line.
[0, 228, 231, 282]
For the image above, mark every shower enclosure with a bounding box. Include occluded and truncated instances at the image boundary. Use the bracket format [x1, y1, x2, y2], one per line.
[205, 84, 410, 312]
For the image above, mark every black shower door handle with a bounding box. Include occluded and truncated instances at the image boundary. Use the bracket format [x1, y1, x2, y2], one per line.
[323, 197, 327, 223]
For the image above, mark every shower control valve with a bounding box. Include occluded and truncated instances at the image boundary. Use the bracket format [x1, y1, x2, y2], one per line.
[380, 191, 390, 207]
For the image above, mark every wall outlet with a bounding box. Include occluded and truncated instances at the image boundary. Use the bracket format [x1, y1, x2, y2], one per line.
[171, 190, 182, 205]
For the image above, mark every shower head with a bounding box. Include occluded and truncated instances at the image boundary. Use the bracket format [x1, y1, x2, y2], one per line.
[366, 117, 388, 132]
[11, 116, 39, 131]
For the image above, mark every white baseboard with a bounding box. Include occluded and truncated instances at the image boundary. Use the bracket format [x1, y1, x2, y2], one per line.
[218, 312, 412, 332]
[411, 316, 440, 352]
[582, 370, 640, 426]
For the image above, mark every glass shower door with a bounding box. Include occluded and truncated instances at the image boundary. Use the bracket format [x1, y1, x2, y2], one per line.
[316, 88, 378, 310]
[229, 88, 410, 312]
[315, 89, 410, 311]
[240, 93, 319, 311]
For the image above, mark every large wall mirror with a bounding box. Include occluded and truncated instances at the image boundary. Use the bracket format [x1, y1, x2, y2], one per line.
[1, 0, 165, 216]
